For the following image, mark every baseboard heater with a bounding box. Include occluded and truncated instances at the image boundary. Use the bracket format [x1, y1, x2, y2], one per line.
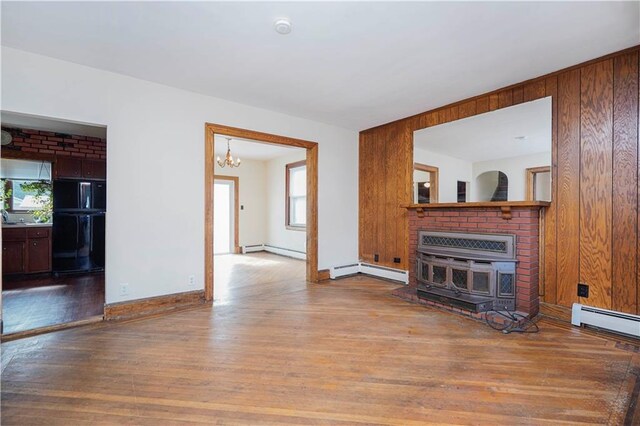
[242, 244, 265, 254]
[242, 244, 307, 260]
[571, 303, 640, 338]
[330, 262, 408, 284]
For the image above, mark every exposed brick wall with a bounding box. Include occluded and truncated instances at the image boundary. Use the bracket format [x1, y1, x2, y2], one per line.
[408, 207, 541, 316]
[1, 127, 106, 160]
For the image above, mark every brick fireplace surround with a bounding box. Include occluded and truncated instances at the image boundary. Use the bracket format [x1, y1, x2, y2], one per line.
[397, 205, 545, 318]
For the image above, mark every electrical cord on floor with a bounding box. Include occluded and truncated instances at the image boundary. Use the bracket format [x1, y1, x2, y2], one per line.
[484, 309, 540, 334]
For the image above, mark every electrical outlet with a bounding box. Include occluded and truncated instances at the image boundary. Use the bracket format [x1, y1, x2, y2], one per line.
[188, 275, 195, 287]
[374, 254, 379, 262]
[120, 283, 129, 296]
[577, 283, 589, 298]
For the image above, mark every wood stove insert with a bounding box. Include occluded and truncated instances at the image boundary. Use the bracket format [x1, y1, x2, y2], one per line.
[416, 231, 517, 312]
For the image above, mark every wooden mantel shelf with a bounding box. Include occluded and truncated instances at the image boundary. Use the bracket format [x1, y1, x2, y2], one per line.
[401, 201, 550, 220]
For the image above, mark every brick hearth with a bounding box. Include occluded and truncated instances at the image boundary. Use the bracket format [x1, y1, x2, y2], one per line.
[405, 206, 542, 316]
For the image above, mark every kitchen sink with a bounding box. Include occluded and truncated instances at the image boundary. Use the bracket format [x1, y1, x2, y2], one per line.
[2, 222, 52, 226]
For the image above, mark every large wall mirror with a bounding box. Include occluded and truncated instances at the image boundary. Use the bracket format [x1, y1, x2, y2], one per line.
[412, 97, 552, 203]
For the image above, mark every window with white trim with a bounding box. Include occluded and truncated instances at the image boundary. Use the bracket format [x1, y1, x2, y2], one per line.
[286, 160, 306, 229]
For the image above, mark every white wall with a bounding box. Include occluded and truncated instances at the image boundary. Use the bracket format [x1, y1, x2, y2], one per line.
[214, 159, 266, 248]
[265, 150, 307, 253]
[471, 152, 551, 201]
[414, 148, 472, 203]
[1, 47, 359, 303]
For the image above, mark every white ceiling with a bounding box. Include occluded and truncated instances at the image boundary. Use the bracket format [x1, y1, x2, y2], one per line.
[214, 134, 301, 161]
[1, 2, 638, 131]
[414, 97, 552, 163]
[1, 111, 107, 139]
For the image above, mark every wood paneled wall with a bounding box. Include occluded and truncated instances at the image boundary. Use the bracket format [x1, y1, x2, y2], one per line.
[359, 126, 411, 266]
[359, 46, 640, 314]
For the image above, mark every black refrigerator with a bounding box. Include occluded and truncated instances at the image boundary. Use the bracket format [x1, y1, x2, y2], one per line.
[52, 180, 106, 273]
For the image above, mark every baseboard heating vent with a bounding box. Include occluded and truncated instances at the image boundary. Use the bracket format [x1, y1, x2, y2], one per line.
[360, 263, 409, 284]
[241, 244, 306, 260]
[571, 303, 640, 338]
[329, 263, 409, 284]
[329, 263, 360, 279]
[263, 245, 306, 260]
[242, 244, 265, 254]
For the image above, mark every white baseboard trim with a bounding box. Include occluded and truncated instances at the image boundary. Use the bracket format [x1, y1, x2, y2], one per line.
[241, 244, 306, 260]
[263, 245, 307, 260]
[572, 303, 640, 338]
[242, 244, 265, 254]
[330, 262, 408, 284]
[329, 263, 360, 279]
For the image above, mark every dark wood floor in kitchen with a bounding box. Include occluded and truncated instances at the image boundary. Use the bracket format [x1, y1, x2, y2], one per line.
[2, 273, 104, 334]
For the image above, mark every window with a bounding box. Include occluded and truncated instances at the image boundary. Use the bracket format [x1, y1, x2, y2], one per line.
[1, 159, 52, 213]
[286, 160, 306, 229]
[4, 179, 51, 211]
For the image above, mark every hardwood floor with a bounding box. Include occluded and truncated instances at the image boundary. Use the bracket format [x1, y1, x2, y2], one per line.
[214, 252, 306, 303]
[2, 273, 105, 334]
[2, 256, 639, 424]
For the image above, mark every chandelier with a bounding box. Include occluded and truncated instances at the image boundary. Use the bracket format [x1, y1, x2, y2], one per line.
[217, 138, 241, 168]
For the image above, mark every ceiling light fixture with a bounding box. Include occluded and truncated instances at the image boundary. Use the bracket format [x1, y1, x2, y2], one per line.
[274, 18, 292, 35]
[217, 138, 241, 168]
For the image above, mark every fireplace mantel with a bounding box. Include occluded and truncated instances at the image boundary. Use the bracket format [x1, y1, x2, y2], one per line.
[401, 201, 550, 220]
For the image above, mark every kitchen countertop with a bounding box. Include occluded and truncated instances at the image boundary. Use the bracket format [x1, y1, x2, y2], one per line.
[2, 223, 53, 229]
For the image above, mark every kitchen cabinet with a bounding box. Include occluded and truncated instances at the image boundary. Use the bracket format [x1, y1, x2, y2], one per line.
[55, 157, 83, 179]
[2, 226, 52, 275]
[27, 228, 52, 273]
[82, 160, 106, 180]
[55, 158, 105, 180]
[3, 241, 26, 274]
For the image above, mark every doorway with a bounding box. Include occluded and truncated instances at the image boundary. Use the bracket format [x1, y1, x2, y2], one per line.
[205, 123, 319, 302]
[1, 113, 107, 338]
[413, 163, 439, 204]
[213, 176, 239, 254]
[526, 166, 552, 202]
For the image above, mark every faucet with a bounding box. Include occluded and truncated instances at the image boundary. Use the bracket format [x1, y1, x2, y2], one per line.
[1, 210, 9, 223]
